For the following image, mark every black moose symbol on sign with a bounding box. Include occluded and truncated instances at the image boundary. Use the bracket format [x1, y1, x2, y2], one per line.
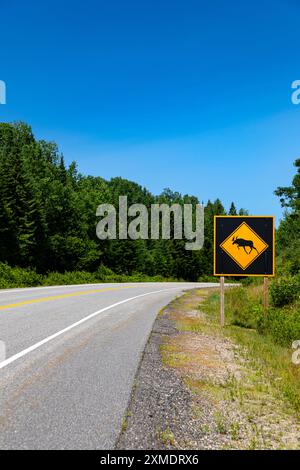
[232, 236, 259, 255]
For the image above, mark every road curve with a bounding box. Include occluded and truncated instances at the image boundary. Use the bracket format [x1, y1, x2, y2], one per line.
[0, 282, 216, 449]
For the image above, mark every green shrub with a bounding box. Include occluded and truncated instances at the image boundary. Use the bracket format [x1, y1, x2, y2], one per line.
[257, 305, 300, 346]
[218, 280, 300, 347]
[240, 277, 263, 287]
[95, 264, 115, 281]
[197, 275, 219, 283]
[0, 262, 177, 289]
[270, 277, 300, 307]
[0, 263, 43, 288]
[42, 271, 97, 286]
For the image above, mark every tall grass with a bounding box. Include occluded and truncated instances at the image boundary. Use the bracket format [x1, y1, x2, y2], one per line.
[201, 282, 300, 414]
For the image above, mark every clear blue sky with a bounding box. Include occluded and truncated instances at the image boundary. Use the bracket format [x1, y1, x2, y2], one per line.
[1, 0, 300, 222]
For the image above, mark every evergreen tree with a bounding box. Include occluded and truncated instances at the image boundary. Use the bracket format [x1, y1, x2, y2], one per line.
[229, 202, 237, 215]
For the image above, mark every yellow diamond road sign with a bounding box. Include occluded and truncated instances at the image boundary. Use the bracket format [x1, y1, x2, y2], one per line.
[220, 222, 269, 271]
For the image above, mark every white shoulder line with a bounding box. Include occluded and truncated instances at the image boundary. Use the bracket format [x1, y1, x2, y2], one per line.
[0, 287, 179, 370]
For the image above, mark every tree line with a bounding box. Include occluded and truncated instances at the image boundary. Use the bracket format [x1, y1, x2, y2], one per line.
[0, 122, 249, 281]
[275, 158, 300, 276]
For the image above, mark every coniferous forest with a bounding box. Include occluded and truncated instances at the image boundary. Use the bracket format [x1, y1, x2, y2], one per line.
[0, 121, 262, 286]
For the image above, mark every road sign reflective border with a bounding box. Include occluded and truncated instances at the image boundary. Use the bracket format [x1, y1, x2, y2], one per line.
[214, 216, 275, 277]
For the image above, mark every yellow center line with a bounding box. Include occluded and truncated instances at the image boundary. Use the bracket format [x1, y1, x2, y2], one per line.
[0, 286, 134, 311]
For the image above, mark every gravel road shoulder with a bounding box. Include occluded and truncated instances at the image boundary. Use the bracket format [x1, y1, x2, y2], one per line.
[116, 295, 200, 450]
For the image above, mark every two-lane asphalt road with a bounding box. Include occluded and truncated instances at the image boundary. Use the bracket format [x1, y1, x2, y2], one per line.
[0, 282, 216, 449]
